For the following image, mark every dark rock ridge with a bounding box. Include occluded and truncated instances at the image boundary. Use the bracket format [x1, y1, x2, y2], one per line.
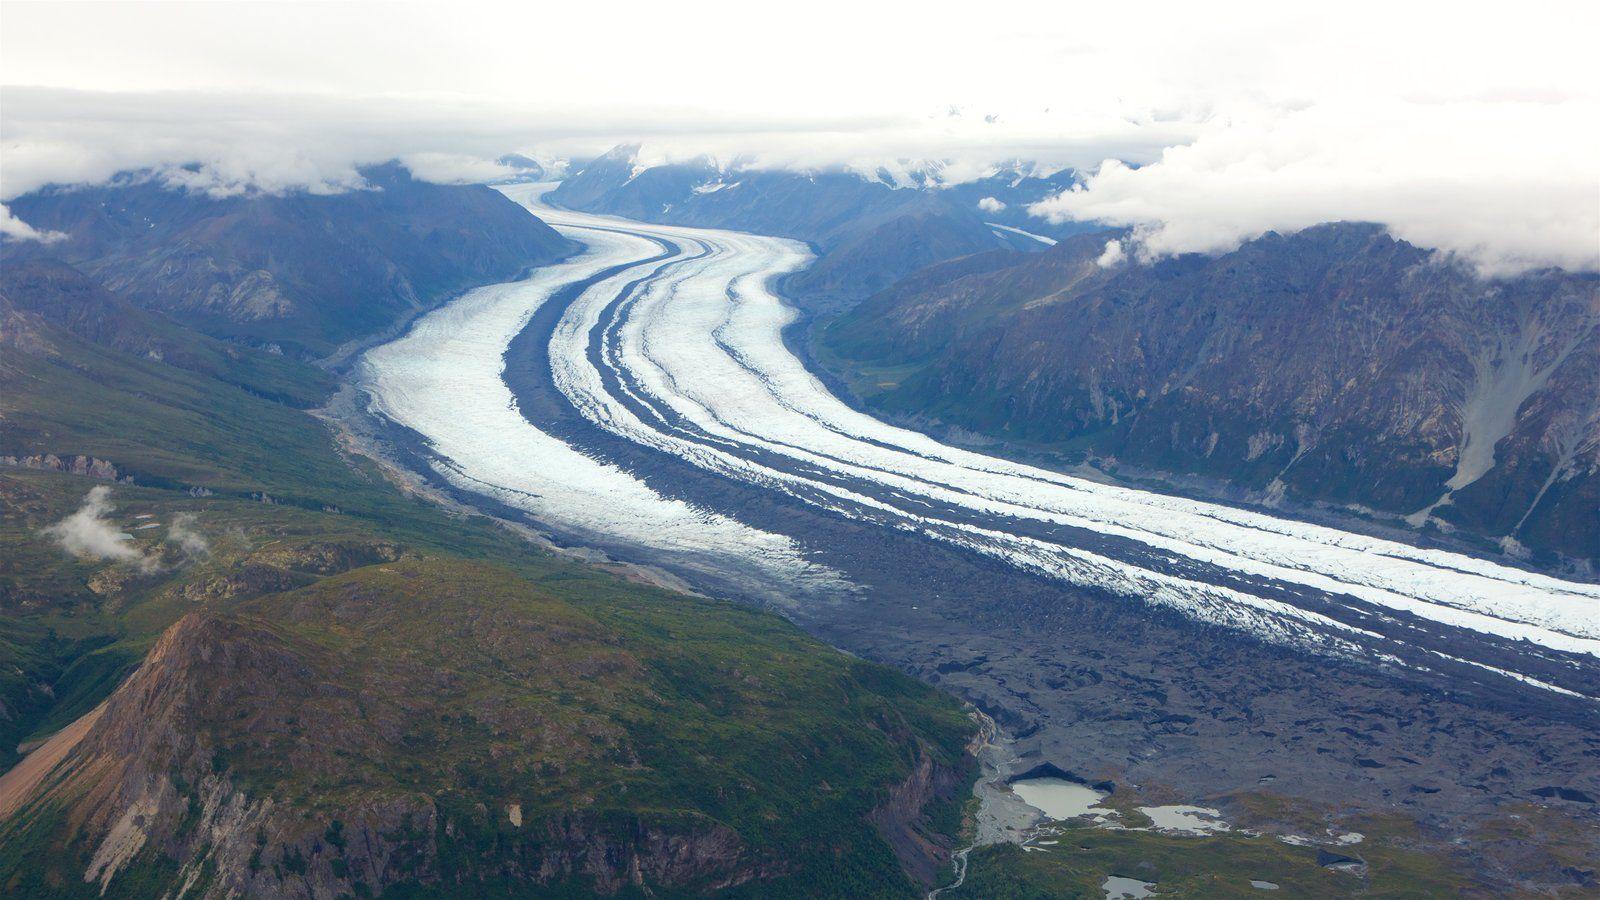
[2, 163, 576, 355]
[1006, 762, 1115, 794]
[824, 223, 1600, 565]
[550, 146, 1101, 311]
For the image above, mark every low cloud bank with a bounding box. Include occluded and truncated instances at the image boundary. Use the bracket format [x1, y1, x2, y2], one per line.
[0, 203, 65, 242]
[41, 487, 211, 569]
[1030, 101, 1600, 276]
[0, 87, 1180, 205]
[166, 513, 210, 559]
[2, 89, 1594, 274]
[3, 2, 1595, 271]
[42, 486, 142, 563]
[397, 152, 533, 186]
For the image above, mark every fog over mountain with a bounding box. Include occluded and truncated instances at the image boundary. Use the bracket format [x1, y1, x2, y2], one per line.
[3, 1, 1597, 274]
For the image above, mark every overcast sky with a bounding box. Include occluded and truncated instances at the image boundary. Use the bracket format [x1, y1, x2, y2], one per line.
[2, 0, 1596, 272]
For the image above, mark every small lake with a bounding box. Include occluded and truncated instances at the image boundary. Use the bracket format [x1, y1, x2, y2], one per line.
[1140, 804, 1230, 834]
[1010, 776, 1108, 820]
[1102, 875, 1155, 898]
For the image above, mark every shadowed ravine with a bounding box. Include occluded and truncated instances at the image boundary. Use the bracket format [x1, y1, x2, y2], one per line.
[355, 183, 1600, 832]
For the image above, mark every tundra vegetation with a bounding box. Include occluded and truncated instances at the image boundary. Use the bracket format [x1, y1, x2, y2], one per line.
[0, 237, 974, 897]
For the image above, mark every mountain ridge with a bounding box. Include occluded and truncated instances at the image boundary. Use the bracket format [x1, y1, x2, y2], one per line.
[822, 222, 1600, 566]
[549, 148, 1102, 310]
[3, 164, 577, 356]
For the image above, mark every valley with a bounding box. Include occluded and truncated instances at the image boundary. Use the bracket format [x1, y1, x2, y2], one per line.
[0, 179, 974, 897]
[346, 184, 1600, 892]
[4, 4, 1595, 896]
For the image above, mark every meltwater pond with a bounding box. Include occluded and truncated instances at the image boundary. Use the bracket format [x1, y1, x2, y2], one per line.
[1009, 776, 1108, 820]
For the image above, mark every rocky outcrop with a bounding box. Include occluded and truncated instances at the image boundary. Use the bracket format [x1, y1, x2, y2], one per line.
[0, 454, 125, 482]
[2, 612, 762, 897]
[869, 750, 970, 885]
[825, 223, 1600, 565]
[0, 256, 335, 408]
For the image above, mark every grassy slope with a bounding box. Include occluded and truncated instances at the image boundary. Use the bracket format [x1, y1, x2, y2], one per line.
[950, 821, 1472, 899]
[0, 303, 974, 897]
[0, 314, 498, 758]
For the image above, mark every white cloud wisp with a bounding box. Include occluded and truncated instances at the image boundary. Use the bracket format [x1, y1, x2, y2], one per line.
[2, 1, 1596, 272]
[1031, 101, 1600, 275]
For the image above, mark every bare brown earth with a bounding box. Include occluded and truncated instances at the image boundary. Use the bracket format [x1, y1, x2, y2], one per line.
[0, 704, 103, 822]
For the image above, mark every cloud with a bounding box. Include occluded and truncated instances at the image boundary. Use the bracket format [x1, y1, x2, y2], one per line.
[1097, 239, 1126, 268]
[398, 152, 528, 185]
[0, 86, 1185, 203]
[1030, 100, 1600, 276]
[165, 513, 210, 559]
[154, 157, 369, 199]
[2, 2, 1595, 273]
[978, 196, 1006, 213]
[0, 203, 64, 242]
[42, 486, 143, 563]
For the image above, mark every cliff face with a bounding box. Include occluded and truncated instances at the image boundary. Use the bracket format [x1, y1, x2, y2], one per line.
[825, 224, 1600, 565]
[3, 164, 576, 355]
[869, 749, 971, 885]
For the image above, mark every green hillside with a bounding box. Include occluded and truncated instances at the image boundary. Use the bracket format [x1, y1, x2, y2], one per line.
[0, 271, 975, 897]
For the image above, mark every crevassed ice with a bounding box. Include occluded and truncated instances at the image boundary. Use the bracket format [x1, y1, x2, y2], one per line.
[361, 182, 1598, 698]
[494, 183, 1599, 666]
[357, 204, 838, 598]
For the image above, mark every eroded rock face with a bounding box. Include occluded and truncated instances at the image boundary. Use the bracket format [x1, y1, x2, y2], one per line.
[870, 750, 970, 884]
[826, 223, 1600, 564]
[0, 454, 124, 482]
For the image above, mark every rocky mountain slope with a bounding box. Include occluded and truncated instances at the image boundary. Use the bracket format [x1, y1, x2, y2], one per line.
[823, 223, 1600, 565]
[2, 258, 330, 407]
[3, 164, 576, 356]
[0, 241, 974, 895]
[549, 147, 1098, 310]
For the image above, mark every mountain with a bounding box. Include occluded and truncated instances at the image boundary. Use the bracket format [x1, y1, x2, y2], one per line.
[2, 164, 576, 356]
[0, 243, 974, 895]
[549, 147, 1100, 311]
[1, 258, 330, 407]
[822, 223, 1600, 565]
[931, 161, 1089, 243]
[0, 548, 971, 898]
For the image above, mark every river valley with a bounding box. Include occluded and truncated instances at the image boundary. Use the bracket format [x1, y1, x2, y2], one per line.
[351, 183, 1600, 853]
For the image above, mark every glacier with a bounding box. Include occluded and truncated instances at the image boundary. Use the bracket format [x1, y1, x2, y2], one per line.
[358, 182, 1600, 699]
